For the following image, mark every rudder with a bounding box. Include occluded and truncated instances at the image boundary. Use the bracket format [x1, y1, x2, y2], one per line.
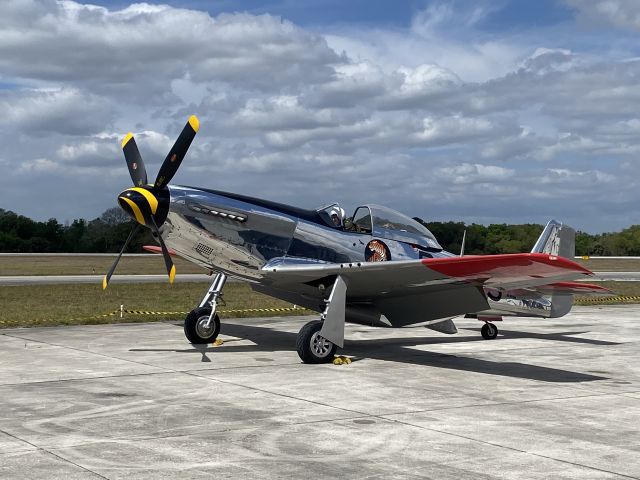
[531, 219, 575, 258]
[531, 220, 576, 317]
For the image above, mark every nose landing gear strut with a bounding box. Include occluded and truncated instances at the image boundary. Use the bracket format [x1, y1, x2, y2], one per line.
[184, 272, 227, 344]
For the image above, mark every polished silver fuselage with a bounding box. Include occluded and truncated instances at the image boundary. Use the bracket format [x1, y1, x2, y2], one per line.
[163, 186, 445, 278]
[161, 185, 558, 322]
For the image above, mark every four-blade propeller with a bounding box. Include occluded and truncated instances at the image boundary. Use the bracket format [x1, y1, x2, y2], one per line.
[102, 115, 200, 289]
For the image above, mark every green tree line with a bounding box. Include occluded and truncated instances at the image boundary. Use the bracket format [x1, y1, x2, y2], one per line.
[0, 208, 153, 253]
[415, 219, 640, 256]
[2, 207, 640, 255]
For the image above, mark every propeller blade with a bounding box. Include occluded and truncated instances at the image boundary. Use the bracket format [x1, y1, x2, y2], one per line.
[122, 133, 148, 187]
[102, 224, 138, 290]
[154, 115, 199, 189]
[150, 216, 176, 284]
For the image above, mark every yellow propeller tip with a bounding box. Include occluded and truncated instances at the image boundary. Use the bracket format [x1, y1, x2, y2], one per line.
[121, 132, 133, 149]
[188, 115, 200, 133]
[169, 265, 176, 284]
[102, 276, 108, 290]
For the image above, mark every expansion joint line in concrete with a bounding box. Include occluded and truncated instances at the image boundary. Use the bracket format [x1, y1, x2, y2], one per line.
[185, 372, 640, 479]
[384, 417, 640, 480]
[185, 371, 375, 418]
[0, 370, 182, 388]
[0, 332, 171, 375]
[0, 427, 110, 480]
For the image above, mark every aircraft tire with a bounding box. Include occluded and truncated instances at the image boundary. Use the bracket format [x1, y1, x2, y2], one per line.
[184, 307, 220, 344]
[481, 323, 498, 340]
[296, 320, 337, 364]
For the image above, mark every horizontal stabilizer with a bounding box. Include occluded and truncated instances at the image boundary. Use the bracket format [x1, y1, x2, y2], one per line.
[534, 282, 614, 296]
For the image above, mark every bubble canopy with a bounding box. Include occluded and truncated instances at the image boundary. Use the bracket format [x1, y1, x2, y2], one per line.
[352, 204, 442, 250]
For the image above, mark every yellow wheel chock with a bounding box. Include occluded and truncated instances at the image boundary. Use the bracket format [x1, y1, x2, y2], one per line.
[333, 355, 352, 365]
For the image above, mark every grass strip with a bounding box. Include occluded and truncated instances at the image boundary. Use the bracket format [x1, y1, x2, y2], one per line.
[0, 255, 205, 276]
[0, 282, 308, 329]
[1, 281, 637, 330]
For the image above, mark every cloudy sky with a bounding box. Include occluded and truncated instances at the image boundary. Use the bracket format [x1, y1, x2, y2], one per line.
[1, 0, 639, 232]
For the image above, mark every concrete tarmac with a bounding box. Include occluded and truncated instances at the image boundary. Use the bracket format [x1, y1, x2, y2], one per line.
[0, 307, 639, 479]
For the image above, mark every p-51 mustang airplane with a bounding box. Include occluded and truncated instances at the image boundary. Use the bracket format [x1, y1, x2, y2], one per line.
[104, 115, 610, 363]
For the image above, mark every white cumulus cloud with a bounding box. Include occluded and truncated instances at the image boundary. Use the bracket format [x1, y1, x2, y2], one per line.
[0, 0, 638, 232]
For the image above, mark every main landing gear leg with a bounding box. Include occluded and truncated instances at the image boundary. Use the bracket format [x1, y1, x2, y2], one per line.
[184, 272, 227, 344]
[479, 315, 500, 340]
[296, 276, 348, 364]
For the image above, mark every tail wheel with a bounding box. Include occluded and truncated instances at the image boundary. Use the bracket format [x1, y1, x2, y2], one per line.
[296, 320, 337, 364]
[481, 323, 498, 340]
[184, 307, 220, 344]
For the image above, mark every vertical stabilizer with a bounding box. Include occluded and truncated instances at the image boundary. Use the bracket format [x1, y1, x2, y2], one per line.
[531, 220, 576, 317]
[531, 220, 575, 258]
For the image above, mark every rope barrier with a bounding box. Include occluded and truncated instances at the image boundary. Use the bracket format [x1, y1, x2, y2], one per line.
[65, 299, 640, 322]
[0, 306, 311, 325]
[119, 306, 311, 316]
[4, 299, 640, 326]
[575, 295, 640, 304]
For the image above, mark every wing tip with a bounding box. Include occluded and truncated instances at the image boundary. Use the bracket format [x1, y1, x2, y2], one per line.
[534, 253, 593, 274]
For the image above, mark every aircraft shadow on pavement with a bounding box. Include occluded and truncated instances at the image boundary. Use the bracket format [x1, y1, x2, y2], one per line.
[130, 322, 613, 383]
[460, 328, 620, 346]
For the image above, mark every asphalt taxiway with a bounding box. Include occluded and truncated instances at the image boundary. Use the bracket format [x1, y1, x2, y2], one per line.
[1, 307, 639, 479]
[0, 274, 213, 285]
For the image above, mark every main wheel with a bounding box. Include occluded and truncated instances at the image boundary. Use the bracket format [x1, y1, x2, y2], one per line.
[481, 323, 498, 340]
[184, 307, 220, 344]
[296, 320, 337, 364]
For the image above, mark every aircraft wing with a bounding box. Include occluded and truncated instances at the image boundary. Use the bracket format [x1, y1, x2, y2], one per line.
[260, 253, 595, 324]
[263, 253, 593, 292]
